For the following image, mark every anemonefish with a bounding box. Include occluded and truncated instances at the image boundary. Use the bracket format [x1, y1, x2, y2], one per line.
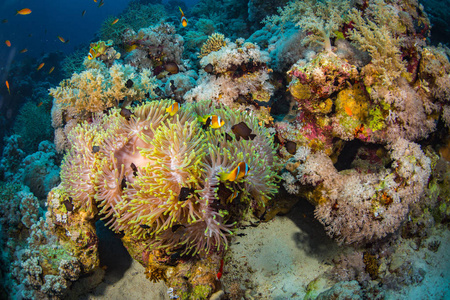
[198, 115, 224, 129]
[5, 40, 11, 47]
[179, 7, 187, 27]
[5, 81, 10, 94]
[226, 190, 239, 203]
[88, 47, 98, 60]
[36, 63, 45, 71]
[220, 162, 250, 182]
[16, 8, 32, 15]
[166, 102, 179, 116]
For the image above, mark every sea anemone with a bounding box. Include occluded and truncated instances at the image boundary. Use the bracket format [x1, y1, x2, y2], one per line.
[59, 99, 280, 255]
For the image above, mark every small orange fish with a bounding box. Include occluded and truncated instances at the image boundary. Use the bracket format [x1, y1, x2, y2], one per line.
[37, 63, 45, 71]
[20, 48, 28, 53]
[344, 105, 353, 116]
[165, 102, 179, 116]
[37, 101, 43, 107]
[49, 66, 55, 74]
[16, 8, 32, 15]
[93, 0, 97, 2]
[220, 162, 250, 182]
[57, 36, 66, 43]
[111, 18, 119, 25]
[5, 81, 10, 94]
[5, 40, 11, 47]
[179, 7, 188, 27]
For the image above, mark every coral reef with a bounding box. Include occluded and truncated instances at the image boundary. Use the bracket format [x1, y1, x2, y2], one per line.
[99, 2, 167, 45]
[49, 58, 157, 152]
[123, 23, 184, 71]
[51, 99, 279, 298]
[198, 33, 227, 58]
[13, 101, 53, 154]
[185, 39, 274, 123]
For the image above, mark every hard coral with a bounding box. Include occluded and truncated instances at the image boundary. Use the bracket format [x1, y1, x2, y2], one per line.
[198, 33, 227, 58]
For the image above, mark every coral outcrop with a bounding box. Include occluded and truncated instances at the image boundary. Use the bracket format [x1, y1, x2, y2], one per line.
[185, 39, 274, 124]
[49, 99, 279, 299]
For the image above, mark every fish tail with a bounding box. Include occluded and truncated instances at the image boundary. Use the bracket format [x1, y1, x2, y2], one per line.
[219, 172, 230, 182]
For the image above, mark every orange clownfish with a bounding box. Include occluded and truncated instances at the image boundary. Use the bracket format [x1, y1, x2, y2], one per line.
[5, 80, 10, 94]
[198, 115, 224, 129]
[16, 8, 32, 15]
[5, 40, 11, 47]
[179, 7, 187, 27]
[220, 162, 250, 182]
[36, 62, 45, 71]
[166, 102, 179, 116]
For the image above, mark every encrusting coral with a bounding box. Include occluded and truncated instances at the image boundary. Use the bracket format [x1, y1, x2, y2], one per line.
[50, 98, 279, 298]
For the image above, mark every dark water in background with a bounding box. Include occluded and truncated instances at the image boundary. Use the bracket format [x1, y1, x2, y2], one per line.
[0, 0, 200, 150]
[0, 0, 198, 72]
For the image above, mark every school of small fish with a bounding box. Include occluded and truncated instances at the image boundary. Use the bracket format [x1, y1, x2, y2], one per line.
[3, 2, 191, 95]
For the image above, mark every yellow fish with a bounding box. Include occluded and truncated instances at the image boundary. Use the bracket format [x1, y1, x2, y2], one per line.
[198, 115, 224, 129]
[111, 18, 119, 25]
[36, 62, 45, 71]
[220, 162, 250, 182]
[166, 102, 179, 116]
[49, 66, 55, 74]
[179, 7, 187, 27]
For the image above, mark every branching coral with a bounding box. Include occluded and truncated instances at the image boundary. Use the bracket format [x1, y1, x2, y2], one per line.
[198, 33, 227, 58]
[99, 3, 167, 45]
[56, 99, 279, 257]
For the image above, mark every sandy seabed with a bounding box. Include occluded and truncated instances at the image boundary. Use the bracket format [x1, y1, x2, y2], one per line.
[74, 202, 450, 300]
